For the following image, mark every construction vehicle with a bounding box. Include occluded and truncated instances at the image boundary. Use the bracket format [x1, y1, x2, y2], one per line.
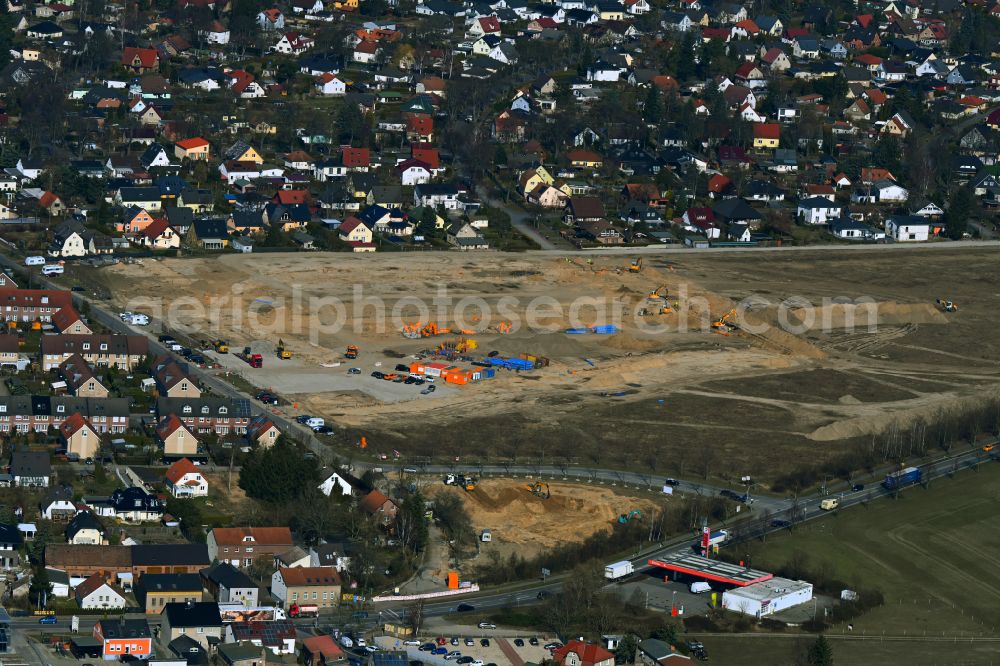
[529, 482, 550, 499]
[276, 339, 293, 359]
[628, 257, 643, 273]
[648, 285, 669, 301]
[214, 340, 229, 353]
[936, 299, 958, 312]
[242, 352, 263, 368]
[444, 474, 477, 491]
[617, 509, 642, 524]
[345, 345, 359, 359]
[712, 309, 738, 335]
[402, 322, 452, 339]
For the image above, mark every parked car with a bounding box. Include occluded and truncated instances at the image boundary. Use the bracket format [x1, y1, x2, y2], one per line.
[421, 385, 436, 394]
[450, 638, 459, 646]
[315, 425, 335, 435]
[432, 648, 448, 656]
[544, 643, 562, 651]
[419, 644, 435, 652]
[464, 638, 474, 647]
[477, 622, 496, 629]
[395, 364, 410, 372]
[480, 639, 490, 647]
[257, 392, 279, 405]
[457, 657, 473, 664]
[529, 638, 539, 646]
[514, 639, 525, 647]
[348, 367, 361, 375]
[371, 371, 384, 379]
[71, 285, 86, 292]
[435, 637, 447, 646]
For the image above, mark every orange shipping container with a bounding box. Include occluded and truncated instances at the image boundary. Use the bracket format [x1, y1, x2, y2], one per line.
[447, 572, 459, 589]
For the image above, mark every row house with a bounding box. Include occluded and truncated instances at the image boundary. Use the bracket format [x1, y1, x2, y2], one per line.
[0, 288, 73, 324]
[0, 396, 129, 434]
[156, 397, 254, 436]
[45, 543, 210, 584]
[40, 335, 150, 371]
[206, 527, 294, 569]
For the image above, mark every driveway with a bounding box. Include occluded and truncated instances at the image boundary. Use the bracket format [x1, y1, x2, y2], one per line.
[476, 186, 558, 250]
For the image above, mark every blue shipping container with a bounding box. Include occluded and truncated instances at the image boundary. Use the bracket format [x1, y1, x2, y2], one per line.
[592, 325, 619, 334]
[565, 328, 590, 334]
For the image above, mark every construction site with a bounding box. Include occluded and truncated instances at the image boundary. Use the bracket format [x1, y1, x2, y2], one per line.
[434, 478, 663, 564]
[99, 246, 1000, 484]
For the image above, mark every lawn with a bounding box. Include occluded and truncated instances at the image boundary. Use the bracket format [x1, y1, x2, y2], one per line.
[728, 462, 1000, 638]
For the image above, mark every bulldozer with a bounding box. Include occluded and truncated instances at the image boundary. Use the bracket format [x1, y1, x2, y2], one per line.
[214, 340, 229, 353]
[618, 509, 642, 524]
[529, 482, 551, 499]
[628, 257, 643, 273]
[345, 344, 359, 359]
[276, 339, 293, 360]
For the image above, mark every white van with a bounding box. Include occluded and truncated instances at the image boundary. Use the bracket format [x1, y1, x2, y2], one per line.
[126, 314, 150, 326]
[820, 498, 839, 511]
[25, 256, 45, 266]
[690, 581, 712, 594]
[42, 265, 64, 275]
[306, 417, 325, 429]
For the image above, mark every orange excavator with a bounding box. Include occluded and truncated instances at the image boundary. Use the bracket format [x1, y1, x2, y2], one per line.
[402, 322, 453, 338]
[712, 309, 738, 336]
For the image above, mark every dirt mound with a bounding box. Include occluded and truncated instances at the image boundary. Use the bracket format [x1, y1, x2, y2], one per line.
[788, 301, 947, 330]
[436, 480, 663, 548]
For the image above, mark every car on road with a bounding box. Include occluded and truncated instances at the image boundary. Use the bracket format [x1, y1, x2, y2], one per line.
[363, 646, 378, 654]
[770, 519, 791, 528]
[71, 285, 86, 292]
[719, 489, 742, 501]
[348, 367, 361, 375]
[296, 415, 312, 424]
[852, 483, 865, 491]
[983, 443, 995, 453]
[158, 335, 175, 343]
[664, 478, 680, 486]
[480, 639, 490, 647]
[420, 385, 436, 394]
[477, 622, 496, 629]
[38, 616, 57, 624]
[536, 591, 551, 600]
[315, 425, 335, 435]
[529, 638, 539, 646]
[514, 639, 524, 647]
[457, 604, 475, 612]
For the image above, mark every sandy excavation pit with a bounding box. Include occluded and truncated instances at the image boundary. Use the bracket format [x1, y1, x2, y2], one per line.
[97, 247, 1000, 480]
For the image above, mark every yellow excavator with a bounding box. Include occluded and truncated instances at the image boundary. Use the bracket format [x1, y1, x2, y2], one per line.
[276, 339, 293, 359]
[529, 482, 551, 499]
[628, 257, 643, 273]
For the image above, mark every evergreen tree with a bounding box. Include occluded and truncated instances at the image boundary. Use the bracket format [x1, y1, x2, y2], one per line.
[807, 634, 833, 666]
[644, 85, 661, 125]
[239, 439, 320, 504]
[944, 185, 975, 240]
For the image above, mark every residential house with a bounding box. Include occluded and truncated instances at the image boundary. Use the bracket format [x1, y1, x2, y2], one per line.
[202, 561, 259, 605]
[0, 524, 22, 569]
[301, 634, 345, 666]
[245, 414, 280, 449]
[447, 222, 489, 250]
[206, 527, 294, 569]
[40, 335, 149, 371]
[153, 356, 201, 398]
[165, 458, 208, 498]
[11, 451, 50, 487]
[796, 197, 843, 224]
[135, 573, 203, 614]
[40, 488, 76, 521]
[885, 215, 930, 241]
[359, 490, 398, 527]
[175, 138, 211, 161]
[59, 412, 101, 460]
[156, 414, 199, 458]
[161, 601, 224, 649]
[76, 573, 127, 609]
[94, 618, 154, 661]
[553, 640, 615, 666]
[270, 567, 341, 610]
[59, 356, 107, 398]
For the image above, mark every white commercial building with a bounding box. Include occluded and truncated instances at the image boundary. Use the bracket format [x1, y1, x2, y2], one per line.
[721, 577, 813, 617]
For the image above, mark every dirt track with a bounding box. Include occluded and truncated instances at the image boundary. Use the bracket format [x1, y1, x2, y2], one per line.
[100, 247, 1000, 481]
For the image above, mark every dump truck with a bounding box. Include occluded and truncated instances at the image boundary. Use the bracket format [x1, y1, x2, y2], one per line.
[604, 560, 634, 580]
[276, 339, 293, 360]
[239, 347, 263, 368]
[345, 345, 359, 359]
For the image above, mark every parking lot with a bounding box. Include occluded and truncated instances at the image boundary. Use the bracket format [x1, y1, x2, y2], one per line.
[375, 633, 557, 666]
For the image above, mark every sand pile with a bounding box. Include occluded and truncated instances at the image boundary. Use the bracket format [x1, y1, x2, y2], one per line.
[436, 480, 662, 547]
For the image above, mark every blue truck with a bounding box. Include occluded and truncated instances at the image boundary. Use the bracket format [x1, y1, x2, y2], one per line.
[882, 466, 922, 490]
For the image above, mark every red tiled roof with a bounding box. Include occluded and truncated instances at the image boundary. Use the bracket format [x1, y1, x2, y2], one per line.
[165, 457, 200, 484]
[753, 123, 780, 139]
[342, 147, 370, 168]
[59, 412, 93, 439]
[121, 47, 158, 68]
[553, 641, 614, 666]
[176, 137, 209, 150]
[210, 526, 293, 547]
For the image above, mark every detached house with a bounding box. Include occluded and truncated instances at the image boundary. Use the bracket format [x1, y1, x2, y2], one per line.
[121, 47, 159, 74]
[165, 458, 208, 498]
[59, 412, 101, 460]
[207, 527, 294, 568]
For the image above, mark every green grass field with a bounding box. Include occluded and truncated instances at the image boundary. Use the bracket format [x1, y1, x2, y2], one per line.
[695, 462, 1000, 665]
